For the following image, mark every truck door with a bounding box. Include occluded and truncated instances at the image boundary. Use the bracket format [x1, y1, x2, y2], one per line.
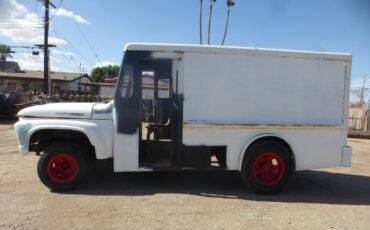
[113, 51, 181, 172]
[113, 61, 141, 172]
[138, 59, 177, 168]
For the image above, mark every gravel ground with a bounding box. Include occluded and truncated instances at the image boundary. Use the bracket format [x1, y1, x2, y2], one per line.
[1, 120, 370, 230]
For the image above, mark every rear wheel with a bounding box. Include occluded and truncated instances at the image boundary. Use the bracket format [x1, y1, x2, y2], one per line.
[37, 143, 89, 191]
[241, 141, 293, 194]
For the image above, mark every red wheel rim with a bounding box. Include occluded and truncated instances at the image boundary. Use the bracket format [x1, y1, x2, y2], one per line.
[252, 152, 285, 186]
[47, 154, 79, 184]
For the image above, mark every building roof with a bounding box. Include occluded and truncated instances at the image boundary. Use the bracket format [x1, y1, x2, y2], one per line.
[79, 82, 115, 87]
[104, 77, 118, 83]
[79, 74, 169, 90]
[0, 61, 21, 72]
[0, 70, 91, 82]
[124, 43, 352, 61]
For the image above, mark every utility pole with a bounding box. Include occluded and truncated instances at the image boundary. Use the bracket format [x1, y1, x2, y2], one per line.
[43, 0, 50, 94]
[360, 74, 368, 107]
[39, 0, 56, 94]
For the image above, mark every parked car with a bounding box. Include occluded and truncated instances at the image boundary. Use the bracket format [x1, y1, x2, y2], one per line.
[0, 93, 15, 118]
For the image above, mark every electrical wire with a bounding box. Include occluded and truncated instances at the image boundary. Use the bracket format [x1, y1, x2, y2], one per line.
[40, 1, 98, 72]
[49, 0, 64, 21]
[60, 1, 101, 63]
[50, 29, 93, 73]
[72, 19, 102, 63]
[49, 36, 81, 72]
[51, 25, 95, 67]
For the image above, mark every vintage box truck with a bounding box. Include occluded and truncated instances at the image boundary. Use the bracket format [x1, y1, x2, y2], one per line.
[15, 43, 352, 193]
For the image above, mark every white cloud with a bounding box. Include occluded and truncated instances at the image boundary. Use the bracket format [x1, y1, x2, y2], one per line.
[94, 61, 118, 68]
[0, 1, 90, 73]
[13, 53, 43, 70]
[0, 0, 66, 45]
[52, 50, 75, 56]
[50, 57, 63, 63]
[13, 52, 76, 72]
[0, 0, 27, 18]
[50, 8, 90, 24]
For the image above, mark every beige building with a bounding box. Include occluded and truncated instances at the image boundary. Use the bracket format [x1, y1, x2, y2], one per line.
[348, 106, 369, 131]
[0, 70, 92, 93]
[79, 74, 170, 97]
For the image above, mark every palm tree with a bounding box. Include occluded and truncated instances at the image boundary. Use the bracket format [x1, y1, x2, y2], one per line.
[221, 0, 235, 46]
[200, 0, 203, 45]
[207, 0, 216, 45]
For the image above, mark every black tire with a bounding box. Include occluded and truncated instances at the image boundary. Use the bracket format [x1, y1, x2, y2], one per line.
[241, 141, 294, 194]
[37, 143, 89, 191]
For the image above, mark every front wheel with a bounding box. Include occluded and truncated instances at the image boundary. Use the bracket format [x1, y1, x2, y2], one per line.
[241, 141, 294, 194]
[37, 143, 89, 191]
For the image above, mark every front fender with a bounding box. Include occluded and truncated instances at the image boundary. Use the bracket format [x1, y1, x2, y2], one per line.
[15, 119, 113, 159]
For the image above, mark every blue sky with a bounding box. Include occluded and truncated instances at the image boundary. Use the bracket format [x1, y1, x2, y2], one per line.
[1, 0, 369, 90]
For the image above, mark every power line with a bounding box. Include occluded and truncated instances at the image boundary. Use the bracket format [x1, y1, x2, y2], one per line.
[51, 25, 95, 66]
[50, 30, 93, 74]
[352, 89, 370, 93]
[50, 35, 85, 72]
[50, 56, 67, 73]
[23, 51, 40, 61]
[72, 19, 101, 63]
[25, 0, 38, 13]
[49, 37, 80, 72]
[49, 31, 89, 70]
[49, 0, 64, 21]
[60, 1, 101, 63]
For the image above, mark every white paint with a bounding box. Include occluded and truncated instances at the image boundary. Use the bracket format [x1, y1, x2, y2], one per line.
[16, 118, 113, 159]
[183, 124, 344, 170]
[112, 107, 139, 172]
[18, 145, 28, 155]
[18, 102, 95, 119]
[153, 43, 350, 172]
[113, 131, 139, 172]
[182, 52, 347, 126]
[124, 43, 351, 61]
[92, 101, 113, 120]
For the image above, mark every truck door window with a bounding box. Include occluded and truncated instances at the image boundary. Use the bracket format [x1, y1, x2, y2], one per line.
[120, 65, 134, 98]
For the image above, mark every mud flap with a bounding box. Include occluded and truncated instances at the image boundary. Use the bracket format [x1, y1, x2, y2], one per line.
[341, 145, 352, 167]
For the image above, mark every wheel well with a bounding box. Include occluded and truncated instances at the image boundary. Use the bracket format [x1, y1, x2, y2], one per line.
[29, 129, 96, 160]
[244, 136, 295, 170]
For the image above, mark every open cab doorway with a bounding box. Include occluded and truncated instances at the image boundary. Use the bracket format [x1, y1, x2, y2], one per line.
[139, 59, 176, 169]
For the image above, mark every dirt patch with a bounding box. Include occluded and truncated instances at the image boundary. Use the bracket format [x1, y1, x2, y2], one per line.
[1, 120, 370, 229]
